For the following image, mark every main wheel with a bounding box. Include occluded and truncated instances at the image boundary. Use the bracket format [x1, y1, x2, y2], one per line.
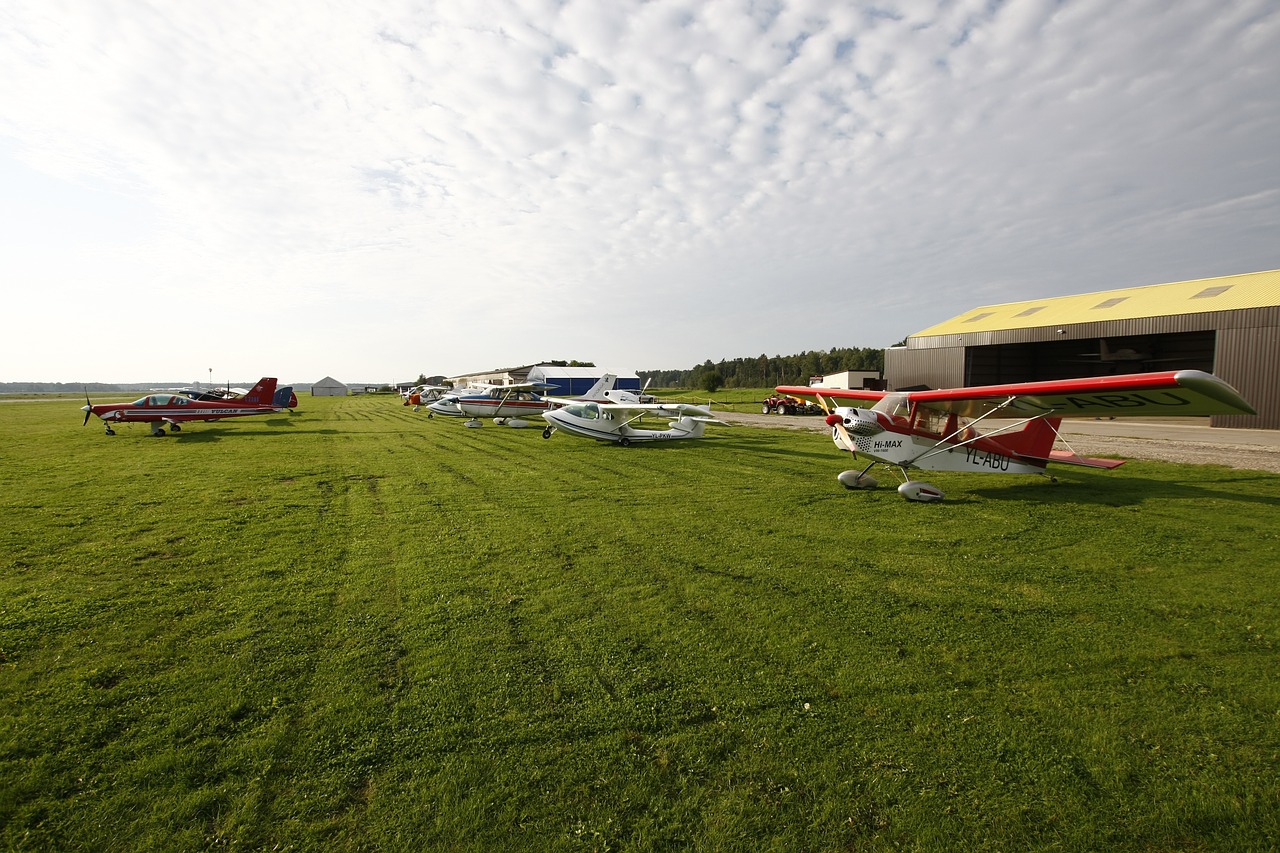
[619, 437, 632, 447]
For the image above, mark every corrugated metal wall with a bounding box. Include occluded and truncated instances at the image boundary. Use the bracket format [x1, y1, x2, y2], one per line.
[889, 306, 1278, 428]
[1212, 314, 1280, 428]
[884, 346, 965, 390]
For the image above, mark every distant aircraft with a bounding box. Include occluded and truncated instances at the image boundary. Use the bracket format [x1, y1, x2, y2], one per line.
[432, 374, 618, 427]
[540, 399, 725, 445]
[82, 377, 287, 437]
[403, 385, 449, 411]
[776, 369, 1256, 501]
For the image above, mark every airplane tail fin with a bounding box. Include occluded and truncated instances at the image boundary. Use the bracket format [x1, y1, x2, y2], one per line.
[243, 377, 279, 406]
[580, 373, 617, 400]
[992, 416, 1062, 461]
[675, 417, 708, 438]
[992, 416, 1126, 469]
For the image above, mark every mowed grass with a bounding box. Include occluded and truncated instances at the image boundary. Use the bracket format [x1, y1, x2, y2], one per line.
[2, 394, 1278, 851]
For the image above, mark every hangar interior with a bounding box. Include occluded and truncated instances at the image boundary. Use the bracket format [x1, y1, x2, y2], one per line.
[886, 269, 1279, 429]
[963, 331, 1217, 385]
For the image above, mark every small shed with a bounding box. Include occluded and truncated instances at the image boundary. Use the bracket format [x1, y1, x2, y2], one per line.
[815, 370, 884, 391]
[311, 376, 349, 397]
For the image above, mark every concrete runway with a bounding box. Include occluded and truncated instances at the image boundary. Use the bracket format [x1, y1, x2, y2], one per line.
[1054, 417, 1280, 447]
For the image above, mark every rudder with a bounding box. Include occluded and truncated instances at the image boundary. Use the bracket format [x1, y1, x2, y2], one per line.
[243, 377, 279, 406]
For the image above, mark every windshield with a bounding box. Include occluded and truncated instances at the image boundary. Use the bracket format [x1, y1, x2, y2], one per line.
[563, 402, 600, 419]
[131, 395, 188, 407]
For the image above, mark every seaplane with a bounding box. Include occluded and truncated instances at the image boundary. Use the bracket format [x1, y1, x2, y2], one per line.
[430, 374, 617, 428]
[540, 399, 726, 445]
[81, 377, 287, 436]
[776, 369, 1256, 502]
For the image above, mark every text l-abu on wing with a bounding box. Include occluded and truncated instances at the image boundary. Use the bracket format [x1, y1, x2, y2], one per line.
[899, 370, 1256, 419]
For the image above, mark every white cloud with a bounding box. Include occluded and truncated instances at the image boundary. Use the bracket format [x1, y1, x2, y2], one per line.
[1, 0, 1277, 382]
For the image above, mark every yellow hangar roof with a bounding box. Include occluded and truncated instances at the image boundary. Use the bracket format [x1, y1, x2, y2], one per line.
[913, 269, 1280, 337]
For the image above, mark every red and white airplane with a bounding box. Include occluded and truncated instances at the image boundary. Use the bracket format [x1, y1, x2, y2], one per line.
[82, 377, 287, 437]
[776, 369, 1256, 502]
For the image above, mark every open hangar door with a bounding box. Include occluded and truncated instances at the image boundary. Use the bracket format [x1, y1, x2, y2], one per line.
[964, 330, 1217, 385]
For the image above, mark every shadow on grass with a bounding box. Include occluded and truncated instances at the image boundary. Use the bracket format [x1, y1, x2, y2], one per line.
[169, 424, 339, 442]
[708, 435, 842, 462]
[970, 468, 1280, 507]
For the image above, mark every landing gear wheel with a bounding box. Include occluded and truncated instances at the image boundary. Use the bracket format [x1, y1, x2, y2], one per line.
[170, 424, 181, 432]
[152, 428, 166, 437]
[105, 428, 116, 436]
[542, 428, 553, 439]
[619, 437, 632, 447]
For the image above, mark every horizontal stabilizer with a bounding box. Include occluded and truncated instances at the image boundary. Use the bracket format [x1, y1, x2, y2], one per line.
[1045, 450, 1126, 469]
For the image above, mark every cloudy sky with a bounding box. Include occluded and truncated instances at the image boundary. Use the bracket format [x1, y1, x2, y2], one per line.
[2, 0, 1278, 384]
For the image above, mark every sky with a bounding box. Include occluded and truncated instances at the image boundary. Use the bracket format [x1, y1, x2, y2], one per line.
[2, 0, 1278, 385]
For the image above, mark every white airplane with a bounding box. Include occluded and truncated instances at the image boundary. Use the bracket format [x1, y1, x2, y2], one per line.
[540, 399, 725, 445]
[402, 384, 449, 411]
[432, 374, 618, 427]
[422, 385, 491, 419]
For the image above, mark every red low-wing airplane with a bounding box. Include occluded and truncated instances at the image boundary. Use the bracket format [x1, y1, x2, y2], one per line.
[776, 369, 1257, 502]
[82, 377, 286, 437]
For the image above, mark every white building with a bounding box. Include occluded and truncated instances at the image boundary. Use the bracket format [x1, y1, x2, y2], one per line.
[311, 376, 349, 396]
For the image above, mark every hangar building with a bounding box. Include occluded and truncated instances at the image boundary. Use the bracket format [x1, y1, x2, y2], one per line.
[310, 376, 349, 397]
[885, 269, 1279, 429]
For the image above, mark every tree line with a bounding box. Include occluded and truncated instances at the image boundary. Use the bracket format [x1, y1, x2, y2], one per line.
[639, 347, 885, 390]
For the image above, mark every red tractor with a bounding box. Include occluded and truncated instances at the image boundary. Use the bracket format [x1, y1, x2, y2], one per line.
[760, 394, 820, 415]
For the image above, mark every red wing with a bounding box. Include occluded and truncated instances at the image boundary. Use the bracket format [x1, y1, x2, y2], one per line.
[871, 370, 1253, 419]
[775, 385, 887, 404]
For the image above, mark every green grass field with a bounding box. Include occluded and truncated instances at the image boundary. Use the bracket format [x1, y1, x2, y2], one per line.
[3, 394, 1278, 850]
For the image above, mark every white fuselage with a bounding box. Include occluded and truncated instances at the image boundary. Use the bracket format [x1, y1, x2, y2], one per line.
[455, 389, 550, 420]
[831, 406, 1047, 475]
[541, 404, 707, 443]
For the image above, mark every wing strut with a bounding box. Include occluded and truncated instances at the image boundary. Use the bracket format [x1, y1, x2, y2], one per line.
[907, 395, 1058, 466]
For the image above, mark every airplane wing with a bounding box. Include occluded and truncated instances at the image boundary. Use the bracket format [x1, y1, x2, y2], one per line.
[776, 386, 887, 404]
[790, 370, 1254, 420]
[548, 399, 725, 422]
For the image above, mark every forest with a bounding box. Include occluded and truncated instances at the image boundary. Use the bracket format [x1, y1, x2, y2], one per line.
[638, 346, 885, 390]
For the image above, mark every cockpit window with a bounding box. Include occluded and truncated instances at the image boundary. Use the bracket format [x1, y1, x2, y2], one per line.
[564, 402, 600, 419]
[132, 395, 187, 406]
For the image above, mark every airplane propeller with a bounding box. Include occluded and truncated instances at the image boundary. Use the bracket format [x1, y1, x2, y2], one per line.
[813, 392, 879, 490]
[82, 389, 93, 426]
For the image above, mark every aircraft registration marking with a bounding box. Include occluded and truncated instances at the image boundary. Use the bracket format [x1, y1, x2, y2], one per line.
[1014, 391, 1195, 412]
[964, 448, 1012, 470]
